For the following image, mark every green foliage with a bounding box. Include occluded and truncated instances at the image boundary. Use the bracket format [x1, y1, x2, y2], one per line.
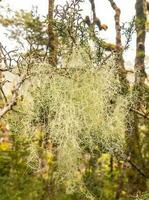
[55, 0, 87, 47]
[0, 122, 45, 200]
[0, 5, 47, 56]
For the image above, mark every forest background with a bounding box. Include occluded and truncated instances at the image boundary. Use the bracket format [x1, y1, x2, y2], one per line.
[0, 0, 149, 200]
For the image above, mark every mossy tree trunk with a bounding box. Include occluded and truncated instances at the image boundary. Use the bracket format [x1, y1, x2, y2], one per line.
[126, 0, 147, 195]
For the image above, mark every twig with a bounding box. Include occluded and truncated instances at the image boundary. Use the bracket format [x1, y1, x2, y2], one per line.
[0, 87, 7, 103]
[0, 74, 27, 118]
[130, 108, 149, 120]
[127, 158, 149, 179]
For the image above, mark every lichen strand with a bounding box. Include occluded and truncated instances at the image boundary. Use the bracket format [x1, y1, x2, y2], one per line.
[24, 48, 130, 196]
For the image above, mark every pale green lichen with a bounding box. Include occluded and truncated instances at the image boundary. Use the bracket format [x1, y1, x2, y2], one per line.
[11, 47, 131, 197]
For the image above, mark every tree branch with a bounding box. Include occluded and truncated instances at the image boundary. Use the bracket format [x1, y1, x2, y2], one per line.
[130, 108, 149, 120]
[88, 0, 108, 31]
[0, 74, 27, 118]
[108, 0, 122, 48]
[127, 158, 149, 179]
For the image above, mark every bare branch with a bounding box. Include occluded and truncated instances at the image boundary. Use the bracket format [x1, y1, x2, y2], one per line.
[127, 157, 149, 179]
[88, 0, 108, 31]
[0, 43, 19, 72]
[107, 0, 128, 84]
[0, 74, 27, 118]
[89, 0, 96, 21]
[0, 42, 32, 118]
[130, 108, 149, 120]
[0, 87, 7, 103]
[108, 0, 122, 48]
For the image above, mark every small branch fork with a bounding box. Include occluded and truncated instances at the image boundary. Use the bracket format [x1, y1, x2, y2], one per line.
[85, 0, 125, 53]
[86, 0, 108, 31]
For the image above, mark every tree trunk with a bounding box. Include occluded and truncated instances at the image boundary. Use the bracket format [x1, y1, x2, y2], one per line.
[48, 0, 57, 66]
[126, 0, 147, 195]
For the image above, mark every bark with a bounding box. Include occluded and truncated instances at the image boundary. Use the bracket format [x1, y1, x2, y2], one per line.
[48, 0, 58, 66]
[135, 0, 147, 85]
[108, 0, 147, 195]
